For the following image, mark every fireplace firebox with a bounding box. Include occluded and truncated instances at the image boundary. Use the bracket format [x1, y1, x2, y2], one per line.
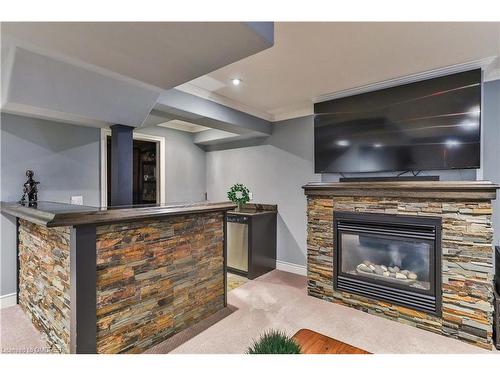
[333, 212, 442, 316]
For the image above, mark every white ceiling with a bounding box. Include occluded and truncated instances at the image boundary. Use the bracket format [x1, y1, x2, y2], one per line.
[1, 22, 273, 90]
[157, 119, 210, 133]
[0, 22, 273, 128]
[178, 22, 500, 121]
[2, 22, 499, 132]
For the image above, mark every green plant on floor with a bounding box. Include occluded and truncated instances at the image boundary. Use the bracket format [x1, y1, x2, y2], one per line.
[246, 329, 301, 354]
[227, 183, 250, 211]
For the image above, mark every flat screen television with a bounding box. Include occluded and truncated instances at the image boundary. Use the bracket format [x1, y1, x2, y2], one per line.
[314, 69, 482, 173]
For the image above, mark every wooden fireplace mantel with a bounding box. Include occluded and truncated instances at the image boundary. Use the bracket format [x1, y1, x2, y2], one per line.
[302, 181, 499, 200]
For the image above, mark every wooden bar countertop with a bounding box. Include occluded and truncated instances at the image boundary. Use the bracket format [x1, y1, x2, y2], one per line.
[0, 200, 237, 227]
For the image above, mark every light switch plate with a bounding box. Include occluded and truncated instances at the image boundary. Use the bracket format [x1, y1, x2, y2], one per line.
[70, 196, 83, 205]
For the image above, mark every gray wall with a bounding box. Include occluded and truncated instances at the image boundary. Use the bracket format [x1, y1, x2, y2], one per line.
[206, 116, 320, 266]
[136, 126, 207, 203]
[206, 79, 500, 266]
[1, 80, 498, 295]
[205, 115, 480, 267]
[483, 79, 500, 247]
[321, 169, 477, 182]
[0, 115, 207, 297]
[1, 113, 101, 296]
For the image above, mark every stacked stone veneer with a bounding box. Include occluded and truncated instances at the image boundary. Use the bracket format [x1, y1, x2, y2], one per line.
[18, 219, 71, 353]
[95, 212, 225, 353]
[307, 196, 495, 350]
[17, 212, 225, 354]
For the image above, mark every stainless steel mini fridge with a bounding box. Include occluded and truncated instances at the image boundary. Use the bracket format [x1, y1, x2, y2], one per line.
[227, 215, 249, 272]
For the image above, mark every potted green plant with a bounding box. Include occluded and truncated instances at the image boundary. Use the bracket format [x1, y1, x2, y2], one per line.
[227, 183, 250, 212]
[246, 330, 301, 354]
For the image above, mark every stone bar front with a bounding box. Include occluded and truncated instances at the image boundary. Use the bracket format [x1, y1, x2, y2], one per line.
[303, 181, 498, 350]
[2, 201, 236, 353]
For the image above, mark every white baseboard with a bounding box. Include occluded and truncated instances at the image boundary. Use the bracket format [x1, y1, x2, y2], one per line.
[0, 293, 17, 309]
[276, 260, 307, 276]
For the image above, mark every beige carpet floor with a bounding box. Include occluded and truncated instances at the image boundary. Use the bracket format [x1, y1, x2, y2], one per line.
[227, 272, 249, 291]
[1, 270, 499, 354]
[170, 270, 498, 354]
[146, 305, 237, 353]
[1, 304, 50, 354]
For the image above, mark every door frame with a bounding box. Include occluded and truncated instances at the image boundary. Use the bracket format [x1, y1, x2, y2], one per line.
[100, 128, 166, 206]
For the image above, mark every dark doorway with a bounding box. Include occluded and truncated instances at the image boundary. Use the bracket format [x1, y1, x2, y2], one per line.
[107, 137, 158, 206]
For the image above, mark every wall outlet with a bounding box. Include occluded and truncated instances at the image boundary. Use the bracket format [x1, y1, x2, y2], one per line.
[70, 196, 83, 205]
[249, 192, 253, 201]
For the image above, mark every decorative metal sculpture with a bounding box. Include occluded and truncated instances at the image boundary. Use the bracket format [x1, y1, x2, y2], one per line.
[20, 170, 39, 206]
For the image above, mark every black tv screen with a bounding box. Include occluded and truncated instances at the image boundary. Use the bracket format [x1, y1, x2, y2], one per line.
[314, 69, 482, 173]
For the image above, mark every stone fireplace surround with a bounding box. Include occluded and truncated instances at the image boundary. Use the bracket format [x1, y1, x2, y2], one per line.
[303, 181, 498, 350]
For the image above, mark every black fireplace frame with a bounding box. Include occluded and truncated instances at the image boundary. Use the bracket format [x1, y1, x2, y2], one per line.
[333, 211, 442, 316]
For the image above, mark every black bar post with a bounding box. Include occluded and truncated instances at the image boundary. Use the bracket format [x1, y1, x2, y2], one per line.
[110, 124, 134, 206]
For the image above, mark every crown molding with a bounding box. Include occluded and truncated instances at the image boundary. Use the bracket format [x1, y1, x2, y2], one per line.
[176, 57, 499, 124]
[1, 102, 109, 128]
[270, 103, 314, 122]
[314, 56, 498, 103]
[157, 119, 210, 133]
[1, 45, 16, 107]
[176, 81, 315, 123]
[484, 68, 500, 82]
[175, 82, 274, 122]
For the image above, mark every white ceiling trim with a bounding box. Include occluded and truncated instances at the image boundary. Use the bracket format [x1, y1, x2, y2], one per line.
[2, 102, 109, 128]
[314, 56, 498, 103]
[176, 81, 274, 122]
[176, 57, 499, 124]
[0, 45, 16, 107]
[157, 119, 210, 133]
[176, 81, 316, 122]
[485, 67, 500, 82]
[270, 102, 313, 122]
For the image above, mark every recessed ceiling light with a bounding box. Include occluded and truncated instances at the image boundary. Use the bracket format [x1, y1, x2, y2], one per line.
[231, 78, 242, 86]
